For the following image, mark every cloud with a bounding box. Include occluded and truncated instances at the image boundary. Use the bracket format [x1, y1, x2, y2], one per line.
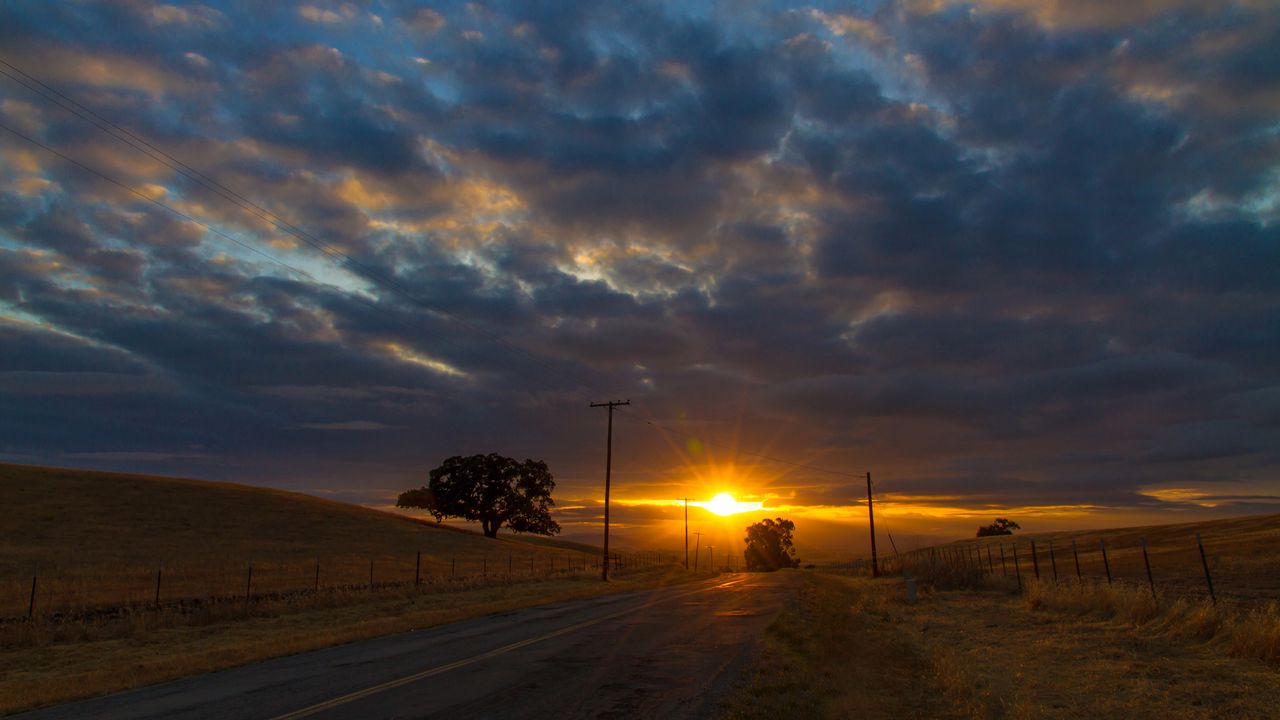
[0, 371, 174, 396]
[294, 420, 391, 431]
[0, 0, 1277, 548]
[403, 7, 447, 35]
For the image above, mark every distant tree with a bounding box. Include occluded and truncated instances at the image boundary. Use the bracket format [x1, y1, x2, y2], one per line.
[396, 454, 561, 538]
[743, 517, 800, 571]
[976, 518, 1021, 537]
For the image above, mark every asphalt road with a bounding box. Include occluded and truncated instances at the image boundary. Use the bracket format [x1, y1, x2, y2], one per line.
[15, 572, 800, 720]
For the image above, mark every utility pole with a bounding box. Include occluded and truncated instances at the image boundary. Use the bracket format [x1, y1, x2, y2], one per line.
[867, 471, 879, 578]
[591, 399, 630, 581]
[684, 498, 689, 570]
[692, 531, 703, 572]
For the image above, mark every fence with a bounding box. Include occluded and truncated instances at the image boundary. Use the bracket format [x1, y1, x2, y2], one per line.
[823, 526, 1280, 609]
[3, 549, 678, 621]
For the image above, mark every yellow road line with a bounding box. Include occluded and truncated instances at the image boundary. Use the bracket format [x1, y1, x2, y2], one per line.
[271, 577, 746, 720]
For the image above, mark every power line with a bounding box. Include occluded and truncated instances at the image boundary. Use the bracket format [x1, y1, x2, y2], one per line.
[0, 119, 520, 383]
[0, 59, 419, 295]
[618, 406, 866, 479]
[1, 59, 884, 505]
[0, 58, 598, 398]
[0, 121, 322, 286]
[0, 115, 870, 488]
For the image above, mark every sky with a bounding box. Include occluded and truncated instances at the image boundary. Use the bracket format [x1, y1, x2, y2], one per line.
[1, 0, 1278, 561]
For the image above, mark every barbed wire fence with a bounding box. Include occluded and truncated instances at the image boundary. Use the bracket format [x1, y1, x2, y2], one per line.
[3, 549, 684, 623]
[816, 528, 1280, 610]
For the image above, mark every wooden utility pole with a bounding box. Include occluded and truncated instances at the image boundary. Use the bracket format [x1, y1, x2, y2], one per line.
[684, 497, 689, 569]
[867, 471, 879, 578]
[591, 399, 630, 581]
[693, 531, 703, 572]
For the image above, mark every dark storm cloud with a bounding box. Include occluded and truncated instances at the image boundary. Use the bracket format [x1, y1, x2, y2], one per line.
[766, 351, 1230, 425]
[1, 0, 1278, 533]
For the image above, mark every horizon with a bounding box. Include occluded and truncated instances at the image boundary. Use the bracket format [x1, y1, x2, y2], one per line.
[10, 459, 1275, 564]
[2, 1, 1279, 562]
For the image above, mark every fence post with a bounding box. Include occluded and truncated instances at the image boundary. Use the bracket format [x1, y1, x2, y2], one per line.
[245, 563, 253, 602]
[530, 556, 534, 574]
[999, 544, 1007, 576]
[415, 551, 421, 586]
[155, 562, 163, 609]
[451, 557, 456, 578]
[1141, 537, 1156, 601]
[508, 553, 513, 577]
[28, 566, 37, 619]
[1071, 540, 1081, 580]
[987, 546, 994, 573]
[1030, 540, 1040, 580]
[315, 558, 320, 591]
[1196, 533, 1216, 605]
[1012, 544, 1022, 591]
[1048, 540, 1058, 582]
[483, 556, 487, 579]
[369, 559, 374, 590]
[1100, 538, 1112, 585]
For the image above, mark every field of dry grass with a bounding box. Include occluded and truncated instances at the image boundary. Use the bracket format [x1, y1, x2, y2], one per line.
[0, 463, 624, 617]
[719, 572, 968, 720]
[0, 462, 704, 714]
[723, 572, 1280, 720]
[913, 513, 1280, 605]
[2, 566, 700, 715]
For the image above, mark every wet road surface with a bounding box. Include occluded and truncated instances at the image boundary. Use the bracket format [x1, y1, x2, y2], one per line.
[15, 572, 800, 720]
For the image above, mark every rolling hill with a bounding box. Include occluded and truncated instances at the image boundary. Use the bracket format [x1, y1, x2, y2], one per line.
[0, 462, 602, 615]
[929, 513, 1280, 603]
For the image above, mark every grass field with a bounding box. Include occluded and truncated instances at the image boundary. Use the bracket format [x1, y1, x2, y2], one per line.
[0, 463, 624, 617]
[0, 462, 702, 714]
[727, 514, 1280, 719]
[904, 513, 1280, 605]
[722, 572, 1280, 720]
[2, 566, 700, 715]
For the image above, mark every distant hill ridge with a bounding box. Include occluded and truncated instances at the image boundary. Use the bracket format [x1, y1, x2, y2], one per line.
[0, 462, 598, 576]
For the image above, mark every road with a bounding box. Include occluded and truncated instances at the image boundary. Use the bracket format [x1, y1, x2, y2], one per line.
[15, 572, 800, 720]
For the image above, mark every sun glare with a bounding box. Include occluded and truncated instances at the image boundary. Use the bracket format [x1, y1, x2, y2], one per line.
[704, 492, 762, 516]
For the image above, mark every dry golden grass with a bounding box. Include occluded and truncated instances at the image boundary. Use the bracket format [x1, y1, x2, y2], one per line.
[1022, 578, 1280, 664]
[1, 566, 702, 715]
[720, 572, 967, 720]
[0, 463, 612, 617]
[725, 573, 1280, 720]
[0, 462, 705, 714]
[915, 583, 1280, 719]
[931, 513, 1280, 604]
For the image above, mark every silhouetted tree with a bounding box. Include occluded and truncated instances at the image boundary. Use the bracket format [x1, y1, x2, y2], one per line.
[396, 454, 561, 538]
[743, 517, 799, 571]
[976, 518, 1021, 537]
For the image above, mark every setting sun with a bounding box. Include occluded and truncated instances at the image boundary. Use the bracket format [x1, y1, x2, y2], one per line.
[704, 492, 763, 516]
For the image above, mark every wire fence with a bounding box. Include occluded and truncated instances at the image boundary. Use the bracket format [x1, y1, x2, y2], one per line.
[2, 549, 678, 622]
[819, 526, 1280, 609]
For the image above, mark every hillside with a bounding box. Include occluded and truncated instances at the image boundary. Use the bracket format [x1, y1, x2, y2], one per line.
[933, 513, 1280, 603]
[0, 463, 601, 615]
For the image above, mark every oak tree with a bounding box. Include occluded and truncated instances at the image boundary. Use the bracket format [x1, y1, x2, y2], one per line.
[976, 518, 1021, 537]
[396, 454, 561, 538]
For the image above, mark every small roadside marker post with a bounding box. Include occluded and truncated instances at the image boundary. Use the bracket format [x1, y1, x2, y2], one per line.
[1196, 533, 1216, 605]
